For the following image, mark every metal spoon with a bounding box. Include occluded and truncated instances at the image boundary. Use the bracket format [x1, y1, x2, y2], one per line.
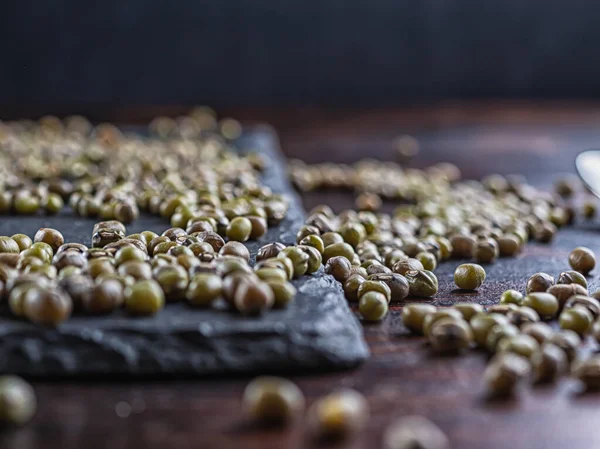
[576, 150, 600, 198]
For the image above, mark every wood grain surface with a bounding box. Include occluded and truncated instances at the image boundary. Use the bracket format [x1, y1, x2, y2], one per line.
[2, 102, 600, 449]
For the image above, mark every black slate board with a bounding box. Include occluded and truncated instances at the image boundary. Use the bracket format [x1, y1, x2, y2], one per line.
[427, 220, 600, 308]
[0, 125, 369, 377]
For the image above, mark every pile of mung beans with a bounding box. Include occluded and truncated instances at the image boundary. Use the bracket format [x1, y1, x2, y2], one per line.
[0, 109, 280, 227]
[0, 222, 322, 326]
[291, 157, 597, 323]
[0, 109, 341, 325]
[0, 110, 323, 428]
[1, 113, 599, 443]
[289, 157, 600, 401]
[402, 245, 600, 396]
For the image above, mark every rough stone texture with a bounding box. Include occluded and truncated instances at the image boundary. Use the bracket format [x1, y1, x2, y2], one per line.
[0, 126, 369, 377]
[427, 222, 600, 307]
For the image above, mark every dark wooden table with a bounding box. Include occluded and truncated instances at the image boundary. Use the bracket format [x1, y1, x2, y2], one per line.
[3, 101, 600, 449]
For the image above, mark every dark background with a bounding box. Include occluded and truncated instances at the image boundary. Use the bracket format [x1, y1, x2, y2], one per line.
[1, 1, 599, 107]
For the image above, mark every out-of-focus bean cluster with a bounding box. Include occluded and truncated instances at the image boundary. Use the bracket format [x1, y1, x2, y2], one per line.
[0, 108, 289, 230]
[289, 141, 598, 220]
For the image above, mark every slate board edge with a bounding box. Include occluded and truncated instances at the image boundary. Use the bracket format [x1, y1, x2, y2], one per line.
[0, 125, 370, 377]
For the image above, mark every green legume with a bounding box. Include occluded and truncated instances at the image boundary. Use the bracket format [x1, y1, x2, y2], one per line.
[124, 280, 165, 315]
[359, 291, 388, 321]
[226, 217, 253, 242]
[186, 273, 222, 307]
[406, 270, 438, 298]
[454, 264, 486, 290]
[522, 292, 559, 319]
[500, 289, 523, 305]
